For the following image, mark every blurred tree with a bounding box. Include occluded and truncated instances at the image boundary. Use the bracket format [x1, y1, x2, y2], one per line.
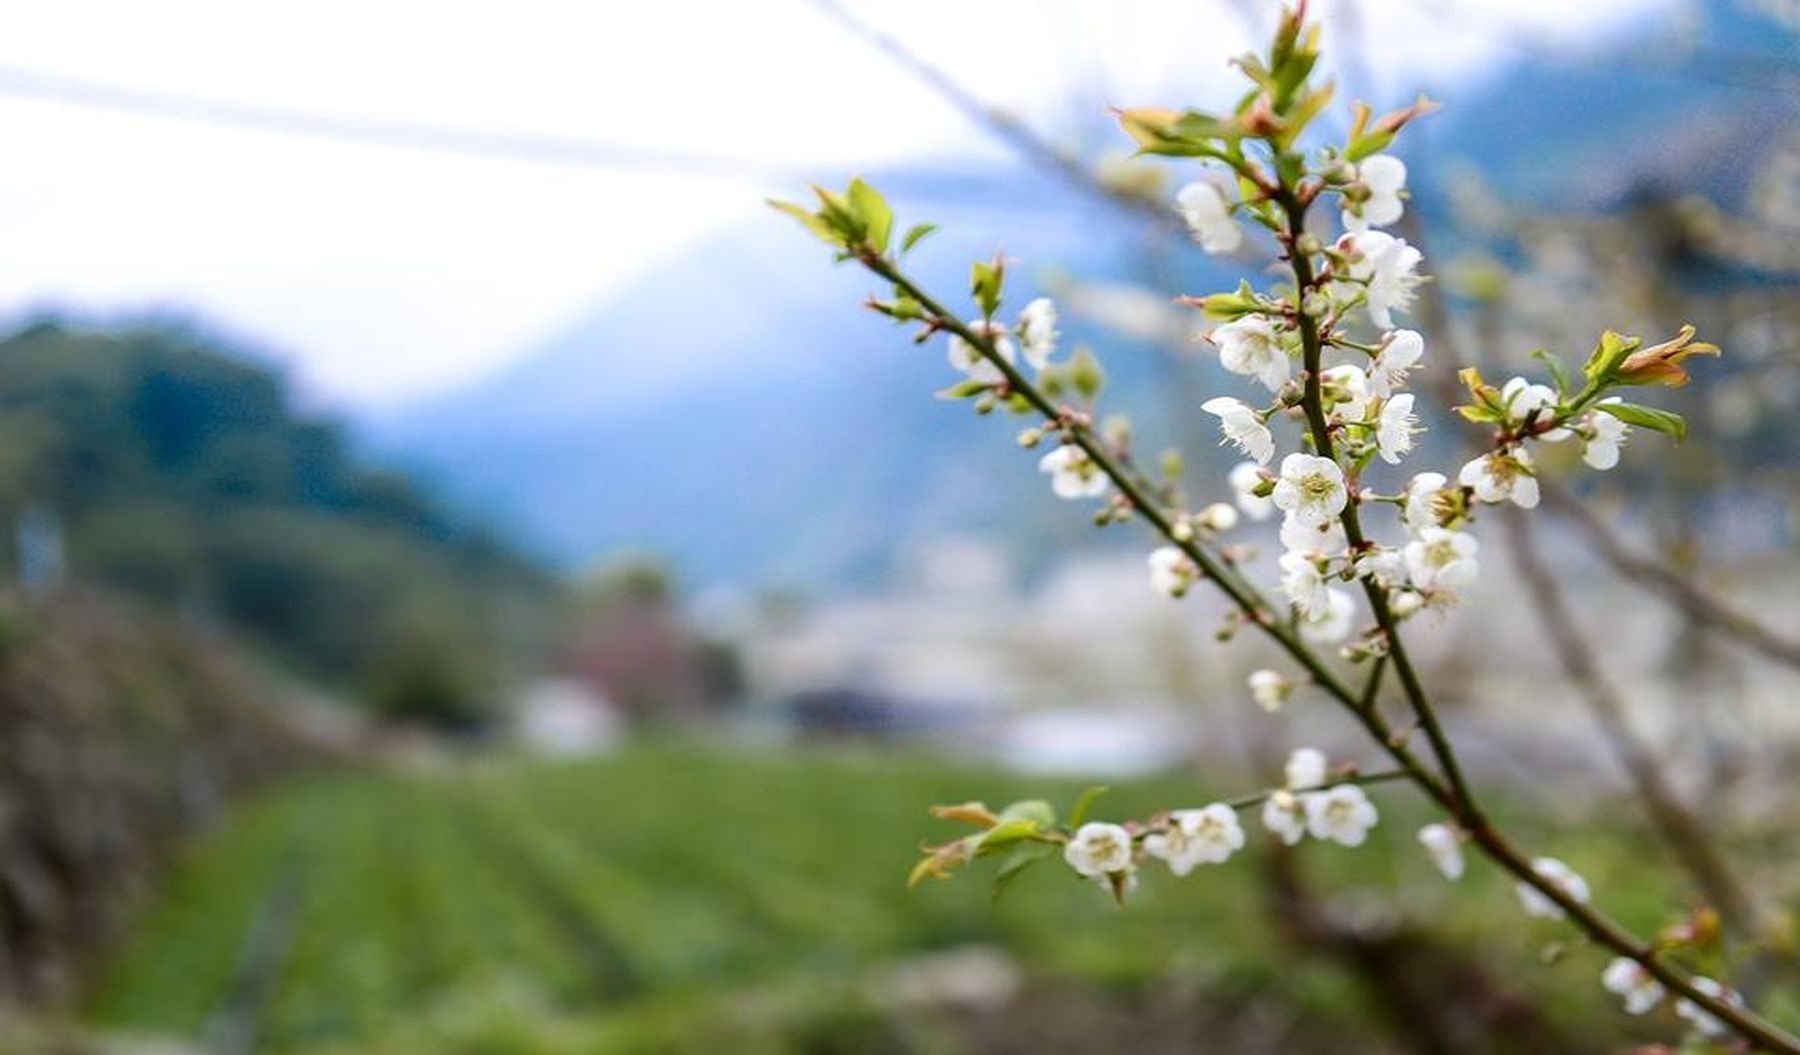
[0, 318, 557, 704]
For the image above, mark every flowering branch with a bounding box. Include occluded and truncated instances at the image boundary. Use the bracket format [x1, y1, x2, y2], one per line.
[771, 5, 1798, 1049]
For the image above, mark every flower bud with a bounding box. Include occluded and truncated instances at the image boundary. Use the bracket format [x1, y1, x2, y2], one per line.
[1017, 427, 1044, 448]
[1196, 502, 1239, 533]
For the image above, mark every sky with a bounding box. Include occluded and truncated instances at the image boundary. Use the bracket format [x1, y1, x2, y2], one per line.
[0, 0, 1670, 411]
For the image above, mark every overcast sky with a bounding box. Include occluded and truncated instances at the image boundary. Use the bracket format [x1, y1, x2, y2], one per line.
[0, 0, 1669, 410]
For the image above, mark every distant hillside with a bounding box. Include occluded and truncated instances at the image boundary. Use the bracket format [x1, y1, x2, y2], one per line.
[0, 320, 554, 696]
[366, 0, 1798, 594]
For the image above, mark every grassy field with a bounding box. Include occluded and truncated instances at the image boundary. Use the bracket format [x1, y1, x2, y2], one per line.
[79, 743, 1786, 1054]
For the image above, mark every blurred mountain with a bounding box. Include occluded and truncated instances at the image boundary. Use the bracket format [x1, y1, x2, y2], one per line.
[0, 320, 555, 693]
[366, 1, 1798, 593]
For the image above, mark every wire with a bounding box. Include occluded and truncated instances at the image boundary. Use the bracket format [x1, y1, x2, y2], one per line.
[0, 64, 789, 176]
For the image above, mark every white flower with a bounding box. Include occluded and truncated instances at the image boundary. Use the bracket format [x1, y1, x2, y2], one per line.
[1281, 513, 1348, 557]
[1417, 824, 1464, 881]
[1321, 364, 1372, 424]
[1584, 400, 1630, 470]
[1388, 590, 1425, 619]
[1343, 154, 1407, 232]
[1368, 329, 1424, 398]
[1249, 669, 1291, 711]
[1285, 747, 1328, 790]
[1341, 230, 1424, 329]
[1305, 784, 1379, 846]
[1501, 376, 1569, 440]
[1515, 857, 1589, 920]
[1202, 397, 1275, 464]
[1354, 546, 1407, 587]
[1271, 453, 1348, 528]
[1298, 588, 1356, 644]
[1403, 527, 1479, 593]
[1210, 315, 1289, 392]
[1601, 957, 1664, 1016]
[1175, 181, 1243, 254]
[1148, 546, 1197, 597]
[1261, 791, 1308, 846]
[1195, 502, 1239, 534]
[1145, 803, 1245, 875]
[1403, 472, 1449, 534]
[1375, 394, 1420, 465]
[1229, 461, 1275, 520]
[1017, 298, 1059, 369]
[1038, 444, 1109, 500]
[1279, 551, 1331, 618]
[1459, 448, 1539, 509]
[1675, 976, 1744, 1039]
[947, 320, 1017, 383]
[1063, 822, 1135, 877]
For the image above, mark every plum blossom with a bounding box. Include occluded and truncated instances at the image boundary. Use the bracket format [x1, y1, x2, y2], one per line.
[947, 320, 1017, 383]
[1375, 394, 1420, 464]
[1210, 315, 1290, 392]
[1515, 857, 1590, 919]
[1017, 298, 1059, 369]
[1403, 472, 1450, 534]
[1388, 590, 1425, 619]
[1229, 461, 1275, 520]
[1354, 546, 1407, 588]
[1459, 448, 1540, 509]
[1584, 400, 1631, 470]
[1148, 546, 1198, 597]
[1601, 957, 1664, 1016]
[1321, 364, 1372, 424]
[1064, 822, 1135, 877]
[1249, 669, 1291, 711]
[1145, 804, 1245, 874]
[1202, 397, 1275, 464]
[1299, 588, 1356, 644]
[1282, 513, 1349, 559]
[1285, 747, 1329, 790]
[1039, 444, 1109, 500]
[1176, 181, 1243, 254]
[1262, 791, 1307, 846]
[1342, 154, 1407, 231]
[1403, 528, 1479, 593]
[1305, 784, 1379, 846]
[1417, 824, 1464, 881]
[1195, 502, 1239, 534]
[1675, 977, 1744, 1039]
[1341, 230, 1423, 329]
[1501, 376, 1569, 440]
[1279, 551, 1332, 617]
[1368, 329, 1424, 398]
[1272, 453, 1348, 527]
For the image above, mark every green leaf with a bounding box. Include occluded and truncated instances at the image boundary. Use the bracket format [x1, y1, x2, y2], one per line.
[1070, 347, 1106, 401]
[973, 818, 1042, 856]
[1596, 401, 1687, 441]
[1344, 129, 1395, 163]
[991, 843, 1055, 904]
[901, 222, 938, 253]
[1582, 330, 1640, 385]
[1068, 785, 1109, 829]
[997, 799, 1056, 827]
[970, 261, 1003, 318]
[847, 178, 892, 253]
[1531, 349, 1572, 396]
[937, 379, 992, 400]
[767, 199, 842, 246]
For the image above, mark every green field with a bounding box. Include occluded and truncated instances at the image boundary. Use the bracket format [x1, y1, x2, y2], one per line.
[80, 745, 1780, 1054]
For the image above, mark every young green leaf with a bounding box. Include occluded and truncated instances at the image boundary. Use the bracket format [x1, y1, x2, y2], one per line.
[991, 843, 1056, 904]
[1069, 785, 1109, 829]
[847, 178, 893, 253]
[1596, 401, 1687, 441]
[901, 222, 939, 253]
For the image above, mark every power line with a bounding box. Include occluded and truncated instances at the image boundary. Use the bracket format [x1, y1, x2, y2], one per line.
[0, 65, 789, 176]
